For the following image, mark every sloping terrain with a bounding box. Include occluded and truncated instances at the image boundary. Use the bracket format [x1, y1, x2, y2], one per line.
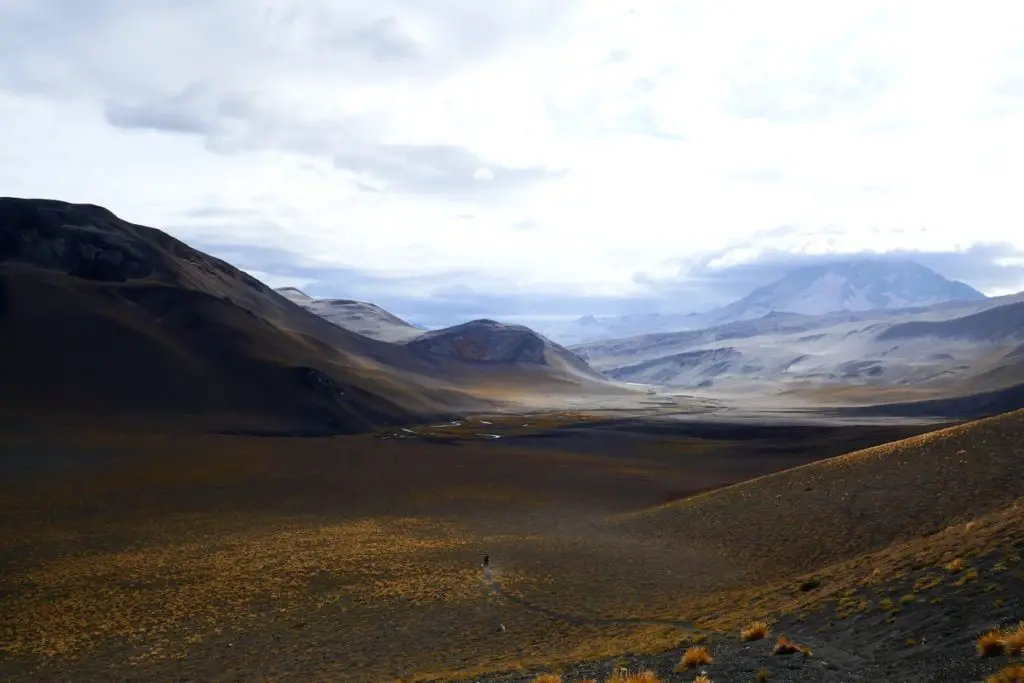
[710, 259, 984, 322]
[275, 286, 425, 342]
[0, 198, 612, 432]
[544, 259, 987, 345]
[618, 410, 1024, 587]
[573, 293, 1024, 409]
[407, 319, 607, 385]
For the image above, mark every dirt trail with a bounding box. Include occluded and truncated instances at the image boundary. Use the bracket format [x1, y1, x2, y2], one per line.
[482, 565, 700, 631]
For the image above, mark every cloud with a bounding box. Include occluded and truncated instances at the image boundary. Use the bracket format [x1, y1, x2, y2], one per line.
[4, 0, 1024, 328]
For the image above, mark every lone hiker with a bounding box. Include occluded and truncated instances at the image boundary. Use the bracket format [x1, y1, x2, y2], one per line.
[482, 554, 489, 568]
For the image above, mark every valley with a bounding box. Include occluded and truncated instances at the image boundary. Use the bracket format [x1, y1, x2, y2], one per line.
[2, 199, 1023, 683]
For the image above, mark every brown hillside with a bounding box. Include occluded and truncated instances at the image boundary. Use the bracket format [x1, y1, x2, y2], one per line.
[618, 409, 1024, 588]
[0, 198, 599, 432]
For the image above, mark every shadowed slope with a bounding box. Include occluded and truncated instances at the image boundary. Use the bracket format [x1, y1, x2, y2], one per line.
[0, 198, 506, 431]
[618, 409, 1024, 587]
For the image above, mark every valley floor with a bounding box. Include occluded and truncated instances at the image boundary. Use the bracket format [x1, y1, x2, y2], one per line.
[0, 411, 1020, 682]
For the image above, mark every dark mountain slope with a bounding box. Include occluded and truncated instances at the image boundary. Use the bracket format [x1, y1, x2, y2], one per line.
[0, 198, 491, 432]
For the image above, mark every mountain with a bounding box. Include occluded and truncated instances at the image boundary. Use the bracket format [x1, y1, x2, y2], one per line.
[710, 259, 985, 322]
[275, 287, 423, 343]
[572, 291, 1024, 406]
[0, 198, 611, 432]
[543, 259, 986, 345]
[406, 319, 605, 383]
[540, 312, 700, 346]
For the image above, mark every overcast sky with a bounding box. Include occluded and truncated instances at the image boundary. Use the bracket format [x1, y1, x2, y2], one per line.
[3, 1, 1024, 328]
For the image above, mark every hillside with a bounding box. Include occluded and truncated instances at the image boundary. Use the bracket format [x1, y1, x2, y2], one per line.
[573, 293, 1024, 409]
[618, 409, 1024, 585]
[274, 287, 425, 342]
[0, 198, 612, 432]
[407, 319, 606, 384]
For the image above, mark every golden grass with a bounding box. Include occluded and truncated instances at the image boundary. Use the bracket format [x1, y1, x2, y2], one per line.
[977, 630, 1006, 657]
[676, 645, 713, 670]
[740, 620, 770, 641]
[694, 674, 713, 683]
[772, 635, 811, 656]
[1002, 621, 1024, 655]
[980, 621, 1024, 658]
[987, 664, 1024, 683]
[532, 675, 563, 683]
[606, 670, 661, 683]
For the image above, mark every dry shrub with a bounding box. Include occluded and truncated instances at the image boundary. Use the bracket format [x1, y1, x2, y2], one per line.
[978, 629, 1008, 657]
[606, 670, 661, 683]
[740, 620, 770, 641]
[675, 645, 713, 670]
[1002, 621, 1024, 655]
[987, 664, 1024, 683]
[772, 635, 811, 656]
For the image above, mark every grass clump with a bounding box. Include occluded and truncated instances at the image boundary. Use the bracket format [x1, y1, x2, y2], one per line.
[977, 629, 1008, 657]
[676, 646, 713, 670]
[740, 620, 770, 642]
[607, 670, 661, 683]
[1002, 621, 1024, 655]
[986, 664, 1024, 683]
[694, 674, 713, 683]
[898, 594, 916, 605]
[772, 635, 811, 656]
[755, 670, 772, 682]
[947, 558, 965, 573]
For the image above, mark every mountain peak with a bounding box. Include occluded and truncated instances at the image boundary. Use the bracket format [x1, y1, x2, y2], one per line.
[719, 259, 985, 321]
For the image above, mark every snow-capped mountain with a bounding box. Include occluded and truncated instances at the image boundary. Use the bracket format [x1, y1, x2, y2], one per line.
[543, 260, 985, 345]
[710, 259, 985, 322]
[275, 287, 425, 343]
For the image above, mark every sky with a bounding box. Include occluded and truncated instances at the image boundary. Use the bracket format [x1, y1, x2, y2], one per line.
[3, 0, 1024, 329]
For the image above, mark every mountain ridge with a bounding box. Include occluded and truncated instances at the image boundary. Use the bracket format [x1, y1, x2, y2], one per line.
[545, 259, 987, 345]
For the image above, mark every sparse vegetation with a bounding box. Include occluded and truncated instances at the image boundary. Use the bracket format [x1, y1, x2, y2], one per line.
[677, 646, 713, 670]
[740, 620, 770, 641]
[986, 664, 1024, 683]
[1002, 621, 1024, 655]
[978, 629, 1008, 657]
[533, 675, 563, 683]
[606, 670, 661, 683]
[772, 635, 811, 656]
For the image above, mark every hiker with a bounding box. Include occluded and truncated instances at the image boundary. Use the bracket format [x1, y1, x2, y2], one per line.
[482, 554, 489, 568]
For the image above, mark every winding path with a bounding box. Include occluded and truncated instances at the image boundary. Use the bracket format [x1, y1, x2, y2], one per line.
[482, 566, 703, 631]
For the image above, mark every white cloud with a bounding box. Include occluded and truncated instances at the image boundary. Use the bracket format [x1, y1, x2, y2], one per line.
[3, 0, 1024, 324]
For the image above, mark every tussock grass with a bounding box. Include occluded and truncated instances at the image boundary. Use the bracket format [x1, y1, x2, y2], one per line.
[772, 635, 811, 656]
[987, 664, 1024, 683]
[740, 620, 770, 641]
[1001, 621, 1024, 655]
[694, 674, 713, 683]
[977, 630, 1007, 657]
[676, 645, 713, 670]
[606, 670, 661, 682]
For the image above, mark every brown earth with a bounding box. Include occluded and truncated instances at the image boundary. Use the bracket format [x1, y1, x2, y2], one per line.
[0, 417, 938, 682]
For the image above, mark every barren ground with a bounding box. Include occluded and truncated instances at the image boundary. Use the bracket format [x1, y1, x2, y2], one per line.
[1, 411, 1020, 683]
